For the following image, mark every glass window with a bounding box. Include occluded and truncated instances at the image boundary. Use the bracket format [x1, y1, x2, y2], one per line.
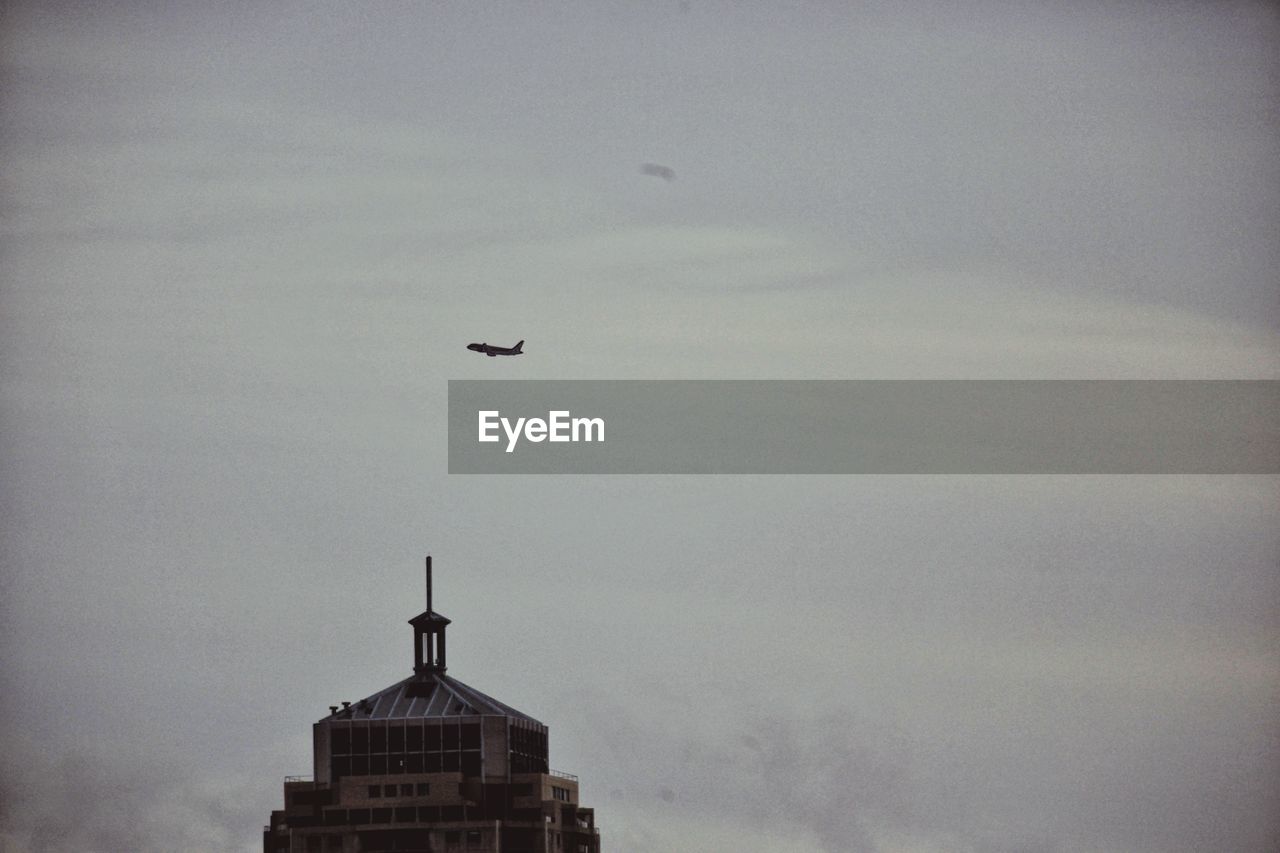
[367, 785, 381, 798]
[331, 727, 351, 754]
[416, 783, 430, 796]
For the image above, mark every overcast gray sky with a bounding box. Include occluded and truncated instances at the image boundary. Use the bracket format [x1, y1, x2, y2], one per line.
[2, 2, 1278, 851]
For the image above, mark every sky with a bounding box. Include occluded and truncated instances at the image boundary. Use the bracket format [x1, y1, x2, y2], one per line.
[1, 2, 1278, 851]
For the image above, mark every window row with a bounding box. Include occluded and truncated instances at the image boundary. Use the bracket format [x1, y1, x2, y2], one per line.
[332, 752, 481, 778]
[330, 722, 481, 755]
[511, 753, 549, 774]
[445, 830, 485, 845]
[368, 783, 430, 798]
[298, 828, 485, 851]
[321, 805, 471, 825]
[510, 726, 548, 755]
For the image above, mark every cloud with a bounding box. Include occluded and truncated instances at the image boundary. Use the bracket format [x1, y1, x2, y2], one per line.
[508, 224, 853, 292]
[0, 736, 264, 853]
[571, 699, 903, 852]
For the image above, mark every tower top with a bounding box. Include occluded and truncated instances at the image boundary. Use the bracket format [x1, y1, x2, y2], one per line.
[409, 555, 450, 673]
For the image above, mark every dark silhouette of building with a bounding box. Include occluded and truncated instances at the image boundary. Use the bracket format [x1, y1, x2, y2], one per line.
[264, 557, 601, 853]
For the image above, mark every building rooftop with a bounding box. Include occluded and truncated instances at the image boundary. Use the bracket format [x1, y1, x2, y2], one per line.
[320, 671, 543, 724]
[318, 557, 543, 726]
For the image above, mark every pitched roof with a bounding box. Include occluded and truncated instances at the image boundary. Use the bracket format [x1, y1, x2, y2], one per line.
[319, 671, 543, 726]
[408, 609, 451, 627]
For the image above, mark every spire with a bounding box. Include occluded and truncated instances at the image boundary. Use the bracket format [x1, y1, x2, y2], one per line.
[409, 555, 451, 674]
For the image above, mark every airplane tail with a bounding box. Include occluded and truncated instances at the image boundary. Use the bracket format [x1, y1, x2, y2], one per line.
[513, 340, 524, 353]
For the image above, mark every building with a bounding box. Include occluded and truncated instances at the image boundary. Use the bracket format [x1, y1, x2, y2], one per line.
[264, 558, 601, 853]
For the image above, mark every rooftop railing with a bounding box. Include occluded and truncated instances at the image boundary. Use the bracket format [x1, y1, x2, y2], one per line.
[549, 769, 578, 782]
[283, 775, 313, 783]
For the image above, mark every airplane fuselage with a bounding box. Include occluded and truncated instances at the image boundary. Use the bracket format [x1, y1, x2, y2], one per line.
[467, 341, 524, 357]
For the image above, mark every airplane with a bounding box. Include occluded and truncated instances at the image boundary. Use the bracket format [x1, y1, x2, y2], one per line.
[467, 340, 524, 357]
[640, 163, 676, 182]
